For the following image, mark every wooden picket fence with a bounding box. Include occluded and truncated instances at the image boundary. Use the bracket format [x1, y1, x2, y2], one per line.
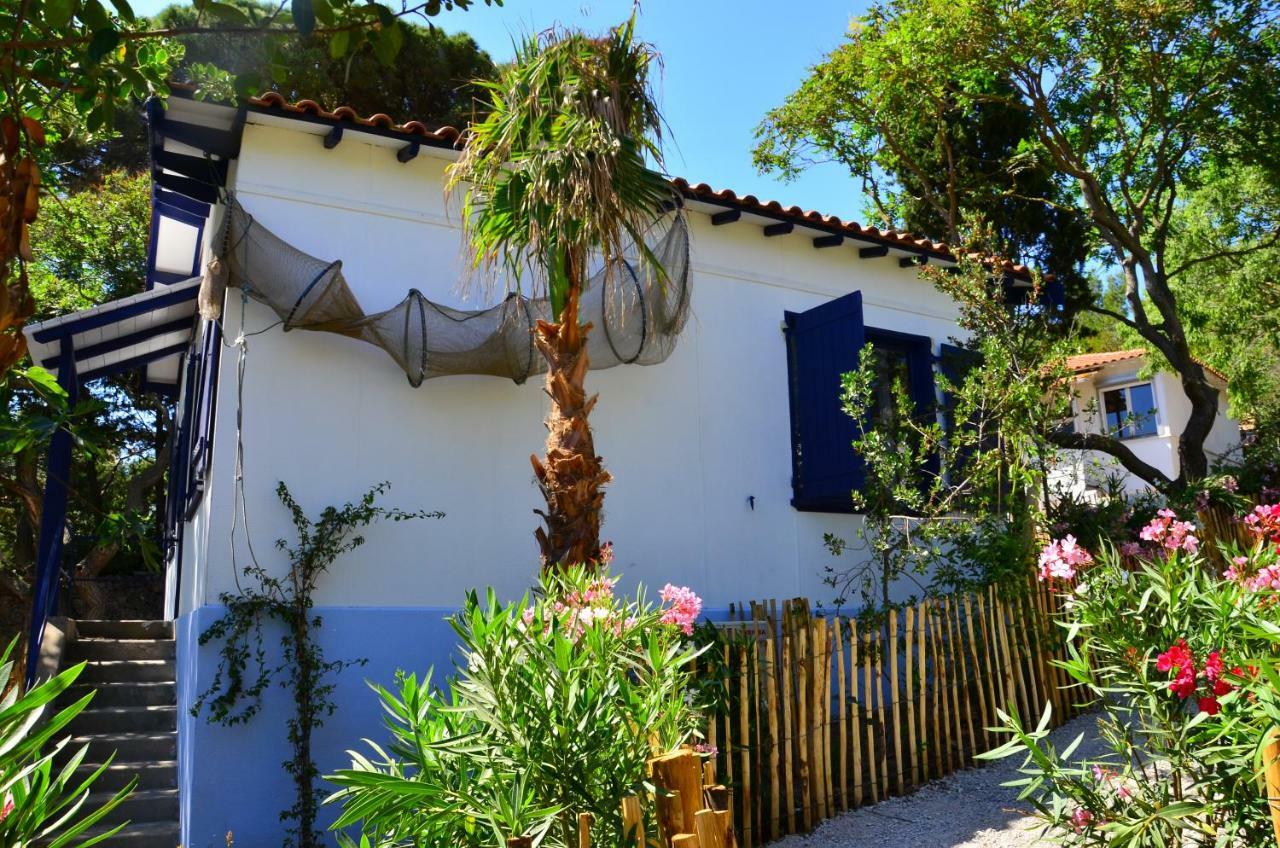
[506, 748, 738, 848]
[700, 581, 1082, 846]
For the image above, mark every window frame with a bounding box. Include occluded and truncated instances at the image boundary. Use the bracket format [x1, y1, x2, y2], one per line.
[1098, 380, 1160, 441]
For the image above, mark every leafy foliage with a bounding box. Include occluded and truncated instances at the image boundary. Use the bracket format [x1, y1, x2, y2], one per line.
[194, 481, 440, 848]
[0, 636, 137, 847]
[326, 567, 705, 848]
[161, 0, 496, 131]
[446, 13, 672, 321]
[824, 260, 1069, 611]
[754, 0, 1280, 489]
[982, 515, 1280, 845]
[1, 170, 165, 634]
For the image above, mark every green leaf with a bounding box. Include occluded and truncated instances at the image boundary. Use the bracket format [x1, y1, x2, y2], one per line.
[86, 27, 121, 63]
[329, 29, 350, 60]
[312, 0, 334, 26]
[203, 2, 251, 24]
[371, 22, 403, 66]
[106, 0, 134, 22]
[44, 0, 77, 29]
[292, 0, 316, 36]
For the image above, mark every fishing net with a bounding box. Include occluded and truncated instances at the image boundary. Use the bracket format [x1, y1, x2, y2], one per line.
[207, 196, 692, 386]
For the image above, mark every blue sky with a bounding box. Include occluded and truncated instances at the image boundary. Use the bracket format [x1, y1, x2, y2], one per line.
[131, 0, 874, 221]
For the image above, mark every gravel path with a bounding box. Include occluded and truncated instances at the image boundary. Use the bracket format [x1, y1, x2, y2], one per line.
[769, 711, 1104, 848]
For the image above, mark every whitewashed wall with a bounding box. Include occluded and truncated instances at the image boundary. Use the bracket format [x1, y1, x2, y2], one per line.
[180, 117, 968, 615]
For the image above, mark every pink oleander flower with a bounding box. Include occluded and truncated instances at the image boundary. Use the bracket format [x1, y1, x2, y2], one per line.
[1120, 541, 1142, 557]
[659, 584, 703, 635]
[1138, 509, 1199, 554]
[0, 793, 12, 823]
[1038, 536, 1094, 582]
[1070, 807, 1095, 831]
[1244, 503, 1280, 544]
[693, 742, 719, 756]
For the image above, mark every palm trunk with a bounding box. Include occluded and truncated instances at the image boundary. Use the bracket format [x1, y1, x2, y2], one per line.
[530, 282, 611, 570]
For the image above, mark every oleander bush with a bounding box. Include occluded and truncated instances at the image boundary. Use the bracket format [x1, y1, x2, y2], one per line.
[325, 565, 705, 848]
[0, 637, 136, 847]
[984, 504, 1280, 846]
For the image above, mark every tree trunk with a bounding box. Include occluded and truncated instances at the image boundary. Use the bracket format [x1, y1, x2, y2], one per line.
[530, 283, 611, 570]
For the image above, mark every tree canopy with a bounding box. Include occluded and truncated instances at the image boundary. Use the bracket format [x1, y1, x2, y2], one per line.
[755, 0, 1280, 490]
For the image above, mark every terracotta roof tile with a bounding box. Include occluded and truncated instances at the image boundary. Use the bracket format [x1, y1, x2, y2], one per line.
[1066, 348, 1228, 383]
[244, 91, 1039, 279]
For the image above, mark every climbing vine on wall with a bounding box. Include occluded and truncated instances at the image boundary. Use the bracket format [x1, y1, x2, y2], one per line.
[193, 481, 442, 848]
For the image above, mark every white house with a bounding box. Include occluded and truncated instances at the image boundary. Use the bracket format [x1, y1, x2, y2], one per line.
[1049, 349, 1242, 500]
[21, 90, 1051, 846]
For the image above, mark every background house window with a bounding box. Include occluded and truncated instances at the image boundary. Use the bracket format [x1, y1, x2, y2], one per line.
[1102, 382, 1158, 439]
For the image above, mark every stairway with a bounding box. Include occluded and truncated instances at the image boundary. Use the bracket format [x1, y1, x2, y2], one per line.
[56, 620, 180, 848]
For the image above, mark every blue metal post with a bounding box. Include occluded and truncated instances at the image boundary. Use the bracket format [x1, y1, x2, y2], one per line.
[26, 342, 79, 688]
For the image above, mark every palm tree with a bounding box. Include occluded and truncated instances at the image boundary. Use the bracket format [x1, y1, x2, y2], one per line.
[446, 16, 673, 570]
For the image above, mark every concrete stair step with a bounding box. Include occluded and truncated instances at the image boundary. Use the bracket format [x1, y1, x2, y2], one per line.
[36, 820, 180, 848]
[57, 732, 177, 765]
[85, 789, 179, 828]
[77, 659, 174, 684]
[71, 638, 175, 662]
[65, 680, 176, 708]
[69, 705, 176, 735]
[75, 620, 174, 640]
[75, 760, 177, 792]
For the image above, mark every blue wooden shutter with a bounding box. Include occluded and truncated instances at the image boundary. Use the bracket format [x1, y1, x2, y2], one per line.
[784, 291, 866, 512]
[184, 320, 221, 518]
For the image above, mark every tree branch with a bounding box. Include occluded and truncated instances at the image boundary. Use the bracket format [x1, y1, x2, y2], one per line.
[1167, 229, 1280, 280]
[1048, 430, 1174, 490]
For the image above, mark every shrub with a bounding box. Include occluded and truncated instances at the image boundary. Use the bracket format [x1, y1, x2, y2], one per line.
[983, 506, 1280, 845]
[325, 566, 705, 847]
[0, 637, 136, 846]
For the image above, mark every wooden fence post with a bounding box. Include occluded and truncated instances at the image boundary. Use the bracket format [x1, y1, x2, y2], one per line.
[1264, 726, 1280, 847]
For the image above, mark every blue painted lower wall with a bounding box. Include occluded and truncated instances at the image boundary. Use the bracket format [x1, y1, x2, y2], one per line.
[176, 605, 461, 848]
[176, 605, 735, 847]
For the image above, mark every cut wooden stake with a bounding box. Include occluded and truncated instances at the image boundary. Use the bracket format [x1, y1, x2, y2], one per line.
[672, 834, 700, 848]
[652, 752, 701, 839]
[780, 628, 796, 832]
[915, 601, 930, 783]
[951, 595, 978, 762]
[1262, 727, 1280, 847]
[944, 596, 964, 771]
[834, 617, 848, 811]
[695, 809, 727, 848]
[889, 608, 903, 795]
[796, 610, 812, 831]
[621, 796, 644, 848]
[904, 605, 919, 788]
[578, 812, 593, 848]
[656, 790, 684, 845]
[850, 617, 863, 808]
[763, 632, 780, 840]
[737, 643, 753, 848]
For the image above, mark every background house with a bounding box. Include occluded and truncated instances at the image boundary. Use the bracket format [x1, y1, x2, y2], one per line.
[23, 90, 1048, 846]
[1049, 349, 1242, 500]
